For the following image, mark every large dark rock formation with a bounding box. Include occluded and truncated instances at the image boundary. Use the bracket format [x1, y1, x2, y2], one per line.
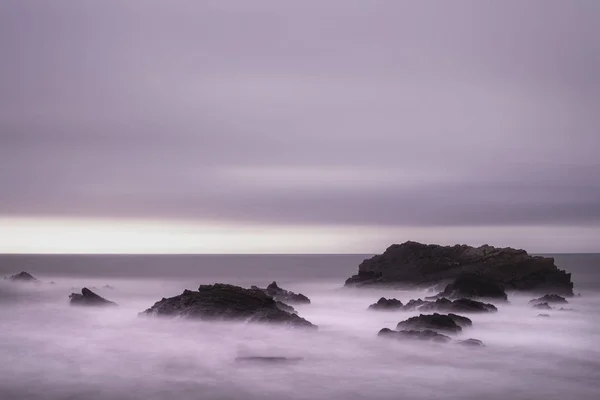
[344, 241, 574, 295]
[396, 313, 472, 334]
[251, 282, 311, 304]
[9, 271, 37, 282]
[368, 297, 403, 311]
[436, 273, 508, 300]
[529, 294, 568, 305]
[69, 288, 117, 306]
[141, 283, 315, 328]
[402, 297, 498, 313]
[378, 328, 451, 343]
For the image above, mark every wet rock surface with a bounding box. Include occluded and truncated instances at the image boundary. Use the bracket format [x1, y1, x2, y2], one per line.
[142, 283, 315, 328]
[529, 294, 568, 305]
[344, 241, 573, 296]
[435, 273, 508, 301]
[69, 288, 117, 307]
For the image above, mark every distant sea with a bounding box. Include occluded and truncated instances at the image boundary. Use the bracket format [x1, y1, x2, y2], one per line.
[0, 253, 599, 400]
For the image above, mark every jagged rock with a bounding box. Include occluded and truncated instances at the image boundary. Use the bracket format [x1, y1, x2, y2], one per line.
[401, 297, 497, 313]
[275, 301, 297, 314]
[9, 271, 37, 282]
[234, 356, 303, 364]
[436, 273, 508, 301]
[141, 283, 315, 328]
[396, 313, 472, 334]
[456, 338, 485, 347]
[529, 294, 568, 305]
[368, 297, 403, 311]
[69, 288, 117, 306]
[344, 241, 573, 296]
[533, 302, 552, 310]
[378, 328, 451, 343]
[251, 282, 311, 305]
[537, 314, 551, 317]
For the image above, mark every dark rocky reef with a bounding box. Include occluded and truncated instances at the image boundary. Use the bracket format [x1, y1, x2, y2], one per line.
[435, 273, 508, 301]
[9, 271, 37, 282]
[69, 288, 117, 307]
[251, 281, 311, 305]
[529, 294, 568, 305]
[378, 328, 451, 343]
[368, 297, 403, 311]
[141, 283, 315, 328]
[344, 241, 573, 296]
[401, 297, 497, 313]
[396, 313, 472, 334]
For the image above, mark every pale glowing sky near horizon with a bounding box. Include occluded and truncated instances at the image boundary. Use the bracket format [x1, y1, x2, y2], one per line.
[1, 1, 599, 253]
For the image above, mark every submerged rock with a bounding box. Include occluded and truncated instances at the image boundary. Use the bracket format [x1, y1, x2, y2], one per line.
[251, 282, 311, 305]
[141, 283, 315, 328]
[344, 241, 573, 296]
[69, 288, 117, 307]
[378, 328, 451, 343]
[533, 302, 552, 310]
[456, 338, 485, 347]
[529, 294, 568, 305]
[401, 297, 497, 313]
[537, 314, 551, 317]
[9, 271, 37, 282]
[368, 297, 403, 311]
[396, 313, 471, 334]
[436, 273, 507, 301]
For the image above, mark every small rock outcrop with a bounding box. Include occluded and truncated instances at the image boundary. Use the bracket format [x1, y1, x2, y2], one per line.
[529, 294, 568, 305]
[396, 313, 472, 334]
[251, 282, 311, 304]
[401, 297, 497, 313]
[9, 271, 37, 282]
[533, 302, 552, 310]
[69, 288, 117, 306]
[141, 283, 315, 328]
[378, 328, 451, 343]
[435, 273, 508, 301]
[456, 338, 485, 347]
[368, 297, 403, 311]
[344, 241, 573, 296]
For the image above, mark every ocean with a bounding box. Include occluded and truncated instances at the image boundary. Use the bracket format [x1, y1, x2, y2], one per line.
[1, 253, 599, 400]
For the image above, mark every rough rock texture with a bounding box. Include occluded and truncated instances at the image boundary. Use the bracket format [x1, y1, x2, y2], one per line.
[344, 241, 573, 295]
[396, 313, 472, 334]
[533, 302, 552, 310]
[529, 294, 568, 305]
[69, 288, 117, 306]
[436, 273, 508, 301]
[368, 297, 403, 311]
[9, 271, 37, 282]
[378, 328, 451, 343]
[456, 338, 485, 347]
[251, 282, 311, 304]
[401, 297, 497, 313]
[275, 301, 297, 314]
[142, 283, 315, 328]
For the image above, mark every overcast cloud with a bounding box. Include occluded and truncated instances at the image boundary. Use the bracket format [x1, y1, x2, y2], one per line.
[1, 1, 599, 242]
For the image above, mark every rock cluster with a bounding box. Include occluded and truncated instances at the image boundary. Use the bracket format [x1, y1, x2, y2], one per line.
[141, 283, 315, 328]
[69, 288, 117, 307]
[345, 241, 573, 296]
[368, 297, 403, 311]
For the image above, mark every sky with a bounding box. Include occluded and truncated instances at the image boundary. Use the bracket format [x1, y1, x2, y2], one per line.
[1, 1, 599, 253]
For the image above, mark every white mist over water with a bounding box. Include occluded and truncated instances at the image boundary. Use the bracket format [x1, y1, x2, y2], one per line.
[1, 255, 600, 400]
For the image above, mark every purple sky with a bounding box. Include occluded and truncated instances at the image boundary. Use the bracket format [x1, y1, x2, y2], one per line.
[1, 1, 599, 252]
